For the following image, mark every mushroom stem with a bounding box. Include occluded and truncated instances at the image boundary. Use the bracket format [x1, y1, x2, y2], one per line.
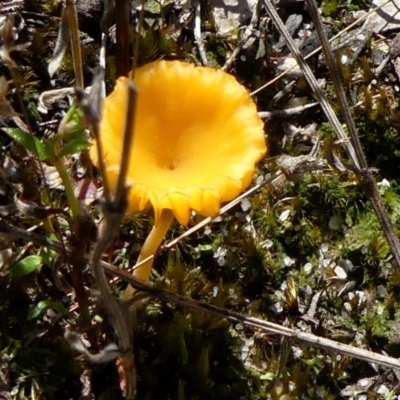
[123, 209, 174, 301]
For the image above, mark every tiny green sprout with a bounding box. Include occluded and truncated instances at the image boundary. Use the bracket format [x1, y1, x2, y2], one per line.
[4, 128, 56, 162]
[4, 106, 89, 161]
[26, 300, 67, 320]
[5, 103, 89, 221]
[321, 0, 339, 17]
[10, 255, 43, 277]
[385, 391, 396, 400]
[38, 246, 56, 265]
[58, 104, 86, 138]
[57, 105, 90, 156]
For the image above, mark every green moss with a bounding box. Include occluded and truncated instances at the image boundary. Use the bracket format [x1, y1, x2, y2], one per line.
[321, 0, 341, 18]
[205, 35, 234, 68]
[4, 0, 400, 397]
[135, 286, 255, 399]
[346, 0, 372, 12]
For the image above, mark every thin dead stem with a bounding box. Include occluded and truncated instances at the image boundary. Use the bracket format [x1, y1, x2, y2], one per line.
[194, 0, 208, 66]
[131, 0, 146, 78]
[114, 82, 137, 207]
[115, 0, 130, 77]
[89, 82, 138, 398]
[66, 0, 83, 88]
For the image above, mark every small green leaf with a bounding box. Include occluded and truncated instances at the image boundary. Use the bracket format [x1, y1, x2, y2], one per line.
[195, 244, 213, 253]
[40, 138, 56, 161]
[58, 138, 90, 157]
[260, 372, 275, 381]
[38, 246, 56, 265]
[60, 105, 86, 140]
[47, 232, 60, 242]
[11, 255, 42, 277]
[4, 128, 44, 156]
[27, 300, 67, 320]
[69, 126, 86, 142]
[4, 128, 55, 161]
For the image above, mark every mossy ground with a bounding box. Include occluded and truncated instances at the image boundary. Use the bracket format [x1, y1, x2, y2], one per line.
[1, 0, 400, 399]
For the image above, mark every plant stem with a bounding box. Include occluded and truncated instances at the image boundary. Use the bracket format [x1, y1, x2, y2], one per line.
[123, 209, 174, 301]
[53, 155, 94, 341]
[131, 0, 146, 78]
[53, 156, 80, 219]
[66, 0, 83, 88]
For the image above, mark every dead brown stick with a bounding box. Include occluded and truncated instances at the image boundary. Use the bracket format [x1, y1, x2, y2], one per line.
[115, 0, 130, 77]
[89, 81, 138, 399]
[66, 0, 83, 87]
[106, 264, 400, 371]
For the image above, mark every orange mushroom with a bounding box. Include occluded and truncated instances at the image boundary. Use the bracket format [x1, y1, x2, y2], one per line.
[90, 60, 266, 299]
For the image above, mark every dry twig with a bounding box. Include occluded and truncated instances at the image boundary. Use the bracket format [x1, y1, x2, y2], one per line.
[115, 0, 130, 77]
[258, 102, 318, 119]
[89, 82, 138, 399]
[194, 0, 208, 66]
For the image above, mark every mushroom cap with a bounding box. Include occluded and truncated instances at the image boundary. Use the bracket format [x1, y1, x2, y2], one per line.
[90, 60, 266, 225]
